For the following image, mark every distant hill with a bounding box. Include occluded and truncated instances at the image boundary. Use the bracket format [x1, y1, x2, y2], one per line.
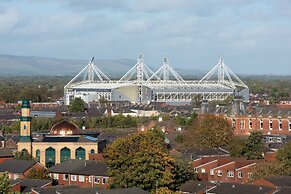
[0, 54, 136, 76]
[0, 54, 205, 78]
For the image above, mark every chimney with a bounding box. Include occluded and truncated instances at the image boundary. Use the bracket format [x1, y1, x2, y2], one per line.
[200, 100, 209, 114]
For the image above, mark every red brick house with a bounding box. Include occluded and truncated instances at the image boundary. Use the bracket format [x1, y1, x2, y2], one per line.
[0, 148, 14, 163]
[193, 157, 258, 184]
[49, 159, 109, 188]
[0, 160, 45, 180]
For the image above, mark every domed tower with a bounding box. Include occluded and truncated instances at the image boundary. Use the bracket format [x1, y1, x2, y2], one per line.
[19, 99, 32, 142]
[18, 99, 32, 154]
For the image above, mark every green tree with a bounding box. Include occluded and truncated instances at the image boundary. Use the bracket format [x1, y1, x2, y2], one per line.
[103, 130, 193, 192]
[242, 131, 264, 160]
[26, 168, 50, 180]
[182, 115, 233, 149]
[229, 138, 246, 157]
[14, 150, 34, 160]
[68, 98, 86, 112]
[0, 172, 19, 194]
[276, 142, 291, 166]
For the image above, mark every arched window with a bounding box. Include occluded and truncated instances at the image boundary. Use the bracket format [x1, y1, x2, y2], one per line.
[90, 149, 95, 154]
[75, 147, 85, 160]
[60, 147, 71, 163]
[45, 147, 56, 168]
[36, 149, 40, 162]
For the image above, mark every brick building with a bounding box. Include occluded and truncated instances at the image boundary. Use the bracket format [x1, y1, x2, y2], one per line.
[49, 159, 109, 188]
[200, 99, 291, 136]
[193, 157, 258, 184]
[0, 147, 14, 163]
[0, 160, 45, 180]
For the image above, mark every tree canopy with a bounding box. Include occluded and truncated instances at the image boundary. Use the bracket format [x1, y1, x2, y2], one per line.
[103, 130, 194, 192]
[26, 168, 50, 180]
[241, 131, 264, 160]
[68, 97, 86, 112]
[179, 114, 233, 149]
[251, 142, 291, 180]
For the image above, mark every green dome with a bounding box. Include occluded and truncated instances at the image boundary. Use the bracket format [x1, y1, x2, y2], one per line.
[22, 99, 30, 108]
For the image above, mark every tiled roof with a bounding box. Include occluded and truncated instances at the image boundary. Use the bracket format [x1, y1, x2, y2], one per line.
[0, 148, 14, 157]
[207, 183, 274, 194]
[49, 159, 108, 176]
[0, 160, 37, 173]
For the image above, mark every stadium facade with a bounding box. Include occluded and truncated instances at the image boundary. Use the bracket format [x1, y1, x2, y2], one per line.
[64, 55, 249, 105]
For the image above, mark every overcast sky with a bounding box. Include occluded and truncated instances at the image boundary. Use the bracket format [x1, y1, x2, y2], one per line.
[0, 0, 290, 75]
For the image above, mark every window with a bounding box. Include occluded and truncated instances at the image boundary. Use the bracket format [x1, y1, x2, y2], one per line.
[240, 120, 245, 129]
[269, 119, 273, 130]
[79, 175, 85, 182]
[63, 174, 69, 181]
[217, 170, 222, 177]
[94, 177, 100, 184]
[24, 124, 26, 129]
[238, 172, 243, 178]
[90, 149, 95, 154]
[14, 174, 19, 180]
[71, 175, 77, 181]
[201, 168, 206, 173]
[248, 173, 253, 179]
[210, 169, 214, 175]
[102, 178, 108, 184]
[53, 173, 59, 180]
[260, 119, 263, 130]
[279, 119, 282, 130]
[289, 120, 291, 131]
[227, 171, 234, 177]
[232, 118, 236, 128]
[249, 118, 252, 129]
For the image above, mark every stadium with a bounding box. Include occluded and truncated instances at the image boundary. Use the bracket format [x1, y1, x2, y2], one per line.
[64, 55, 249, 105]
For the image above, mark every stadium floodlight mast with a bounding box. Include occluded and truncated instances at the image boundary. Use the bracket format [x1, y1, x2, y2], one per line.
[198, 57, 247, 89]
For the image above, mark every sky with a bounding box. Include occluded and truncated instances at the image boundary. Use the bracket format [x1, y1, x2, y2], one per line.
[0, 0, 291, 75]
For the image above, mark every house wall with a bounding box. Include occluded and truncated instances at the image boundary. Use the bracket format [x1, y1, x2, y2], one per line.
[50, 173, 109, 188]
[227, 117, 291, 136]
[0, 157, 13, 164]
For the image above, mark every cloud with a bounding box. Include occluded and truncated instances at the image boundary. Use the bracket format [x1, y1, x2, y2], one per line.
[0, 8, 23, 34]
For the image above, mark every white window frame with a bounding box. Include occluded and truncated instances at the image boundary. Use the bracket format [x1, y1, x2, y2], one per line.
[249, 118, 252, 129]
[238, 172, 243, 179]
[201, 168, 206, 173]
[248, 172, 253, 179]
[279, 119, 282, 130]
[102, 178, 107, 184]
[14, 174, 19, 180]
[227, 171, 234, 177]
[53, 173, 59, 180]
[71, 175, 77, 182]
[269, 119, 272, 130]
[94, 177, 100, 184]
[210, 169, 214, 175]
[63, 174, 69, 181]
[217, 170, 222, 177]
[79, 175, 85, 182]
[289, 120, 291, 131]
[260, 119, 263, 130]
